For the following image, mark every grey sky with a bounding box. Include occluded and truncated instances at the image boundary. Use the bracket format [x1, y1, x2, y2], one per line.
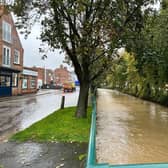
[16, 1, 160, 71]
[18, 23, 67, 70]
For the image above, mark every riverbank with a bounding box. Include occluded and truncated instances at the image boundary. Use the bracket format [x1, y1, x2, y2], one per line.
[106, 86, 168, 107]
[10, 107, 92, 143]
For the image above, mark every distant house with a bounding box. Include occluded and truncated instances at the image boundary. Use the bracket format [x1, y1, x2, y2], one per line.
[54, 65, 72, 86]
[33, 67, 45, 88]
[33, 67, 55, 88]
[0, 7, 24, 96]
[46, 69, 55, 85]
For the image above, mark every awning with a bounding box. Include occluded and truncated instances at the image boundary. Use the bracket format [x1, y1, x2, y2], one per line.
[0, 66, 22, 74]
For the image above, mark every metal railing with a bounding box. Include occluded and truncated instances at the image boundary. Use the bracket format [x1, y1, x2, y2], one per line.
[86, 94, 168, 168]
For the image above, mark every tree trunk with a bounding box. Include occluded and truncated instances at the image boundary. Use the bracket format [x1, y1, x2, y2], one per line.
[75, 82, 89, 118]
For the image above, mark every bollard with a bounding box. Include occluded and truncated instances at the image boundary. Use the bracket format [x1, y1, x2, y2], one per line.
[60, 95, 65, 109]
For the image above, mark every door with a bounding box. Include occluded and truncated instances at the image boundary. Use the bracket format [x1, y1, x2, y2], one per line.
[0, 75, 12, 96]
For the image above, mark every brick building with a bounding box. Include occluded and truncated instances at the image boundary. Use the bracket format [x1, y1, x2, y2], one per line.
[0, 7, 38, 96]
[47, 69, 55, 85]
[33, 67, 55, 88]
[33, 67, 44, 88]
[21, 67, 38, 94]
[54, 65, 72, 86]
[0, 7, 24, 96]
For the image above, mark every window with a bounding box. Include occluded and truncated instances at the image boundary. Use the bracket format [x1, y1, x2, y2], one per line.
[14, 49, 20, 64]
[22, 78, 28, 89]
[2, 46, 11, 66]
[0, 76, 11, 87]
[30, 78, 36, 88]
[2, 21, 11, 43]
[12, 73, 18, 87]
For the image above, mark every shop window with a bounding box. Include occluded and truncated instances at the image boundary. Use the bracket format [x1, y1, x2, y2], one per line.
[12, 73, 18, 87]
[14, 49, 20, 64]
[30, 79, 36, 88]
[3, 46, 11, 66]
[2, 21, 11, 43]
[0, 76, 11, 87]
[22, 78, 28, 89]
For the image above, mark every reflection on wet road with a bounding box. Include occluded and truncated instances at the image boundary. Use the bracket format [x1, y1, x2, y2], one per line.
[96, 89, 168, 164]
[0, 89, 79, 142]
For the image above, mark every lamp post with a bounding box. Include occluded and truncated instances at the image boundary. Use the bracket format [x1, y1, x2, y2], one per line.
[42, 57, 46, 86]
[44, 65, 46, 85]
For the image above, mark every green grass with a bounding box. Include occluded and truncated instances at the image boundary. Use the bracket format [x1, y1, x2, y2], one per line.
[10, 107, 92, 143]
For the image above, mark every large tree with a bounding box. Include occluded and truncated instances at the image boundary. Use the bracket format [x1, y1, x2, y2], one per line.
[11, 0, 156, 117]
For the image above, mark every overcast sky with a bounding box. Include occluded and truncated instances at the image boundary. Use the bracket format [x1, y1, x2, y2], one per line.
[17, 23, 67, 70]
[15, 1, 160, 71]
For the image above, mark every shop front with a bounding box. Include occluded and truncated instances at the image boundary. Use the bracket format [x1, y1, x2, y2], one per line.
[21, 68, 38, 94]
[0, 67, 21, 97]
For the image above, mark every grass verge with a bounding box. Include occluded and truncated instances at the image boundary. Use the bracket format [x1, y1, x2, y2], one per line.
[10, 107, 92, 143]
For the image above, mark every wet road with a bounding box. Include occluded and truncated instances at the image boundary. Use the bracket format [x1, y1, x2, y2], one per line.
[0, 89, 79, 142]
[96, 89, 168, 165]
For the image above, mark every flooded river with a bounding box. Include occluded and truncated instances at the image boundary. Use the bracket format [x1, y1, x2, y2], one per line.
[96, 89, 168, 165]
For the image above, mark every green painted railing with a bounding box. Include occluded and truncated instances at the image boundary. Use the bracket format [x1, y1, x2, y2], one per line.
[86, 95, 168, 168]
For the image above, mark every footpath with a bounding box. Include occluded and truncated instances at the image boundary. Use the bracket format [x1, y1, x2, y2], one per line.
[0, 142, 87, 168]
[0, 89, 57, 102]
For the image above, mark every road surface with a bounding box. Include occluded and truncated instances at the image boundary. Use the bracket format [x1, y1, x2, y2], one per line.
[0, 88, 79, 142]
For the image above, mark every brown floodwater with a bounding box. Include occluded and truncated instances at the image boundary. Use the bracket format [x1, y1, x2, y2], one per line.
[96, 89, 168, 165]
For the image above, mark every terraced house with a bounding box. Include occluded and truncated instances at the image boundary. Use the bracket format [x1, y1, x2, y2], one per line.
[0, 7, 38, 96]
[0, 7, 24, 96]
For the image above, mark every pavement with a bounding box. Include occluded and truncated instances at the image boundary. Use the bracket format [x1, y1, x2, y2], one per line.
[0, 142, 88, 168]
[0, 89, 57, 102]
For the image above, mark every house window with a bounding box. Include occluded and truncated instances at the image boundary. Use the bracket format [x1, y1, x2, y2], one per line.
[2, 46, 11, 66]
[22, 78, 28, 89]
[2, 21, 12, 43]
[0, 76, 11, 87]
[30, 78, 36, 88]
[14, 49, 20, 64]
[12, 73, 18, 87]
